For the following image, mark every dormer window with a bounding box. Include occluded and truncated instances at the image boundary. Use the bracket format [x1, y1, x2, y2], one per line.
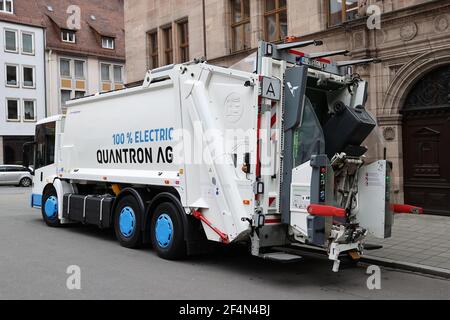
[61, 29, 76, 43]
[0, 0, 14, 14]
[102, 37, 115, 49]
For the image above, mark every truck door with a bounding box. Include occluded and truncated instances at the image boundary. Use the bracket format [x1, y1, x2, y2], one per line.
[31, 121, 57, 207]
[280, 66, 309, 224]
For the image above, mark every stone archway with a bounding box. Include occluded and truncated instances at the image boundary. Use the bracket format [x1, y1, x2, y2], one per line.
[382, 48, 450, 116]
[378, 48, 450, 209]
[401, 65, 450, 216]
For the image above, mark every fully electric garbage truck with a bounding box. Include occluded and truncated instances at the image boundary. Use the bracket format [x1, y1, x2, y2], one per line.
[30, 40, 422, 272]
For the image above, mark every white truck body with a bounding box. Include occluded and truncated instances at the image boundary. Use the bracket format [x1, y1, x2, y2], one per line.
[60, 64, 259, 243]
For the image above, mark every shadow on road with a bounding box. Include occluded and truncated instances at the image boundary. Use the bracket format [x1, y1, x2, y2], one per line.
[29, 213, 368, 289]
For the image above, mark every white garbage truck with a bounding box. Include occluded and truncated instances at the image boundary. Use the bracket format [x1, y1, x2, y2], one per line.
[28, 40, 422, 271]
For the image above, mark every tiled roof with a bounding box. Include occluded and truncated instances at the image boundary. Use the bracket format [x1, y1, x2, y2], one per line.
[0, 0, 125, 60]
[0, 0, 43, 27]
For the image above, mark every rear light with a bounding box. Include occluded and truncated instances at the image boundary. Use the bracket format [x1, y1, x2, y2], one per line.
[319, 166, 327, 202]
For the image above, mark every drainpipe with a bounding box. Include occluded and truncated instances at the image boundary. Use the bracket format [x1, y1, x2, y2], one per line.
[202, 0, 207, 59]
[46, 48, 52, 118]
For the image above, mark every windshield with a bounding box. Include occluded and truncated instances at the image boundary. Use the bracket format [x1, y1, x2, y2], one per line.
[35, 122, 56, 170]
[293, 97, 325, 167]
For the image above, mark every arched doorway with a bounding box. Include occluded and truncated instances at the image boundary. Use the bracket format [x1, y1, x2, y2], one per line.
[402, 66, 450, 216]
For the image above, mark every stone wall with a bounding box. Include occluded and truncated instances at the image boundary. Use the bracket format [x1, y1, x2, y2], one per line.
[124, 0, 450, 201]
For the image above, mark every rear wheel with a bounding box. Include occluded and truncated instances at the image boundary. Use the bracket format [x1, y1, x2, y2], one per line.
[20, 177, 32, 187]
[150, 202, 186, 260]
[41, 187, 61, 227]
[114, 195, 143, 248]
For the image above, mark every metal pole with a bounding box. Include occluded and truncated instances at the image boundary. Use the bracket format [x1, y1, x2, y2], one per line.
[202, 0, 207, 59]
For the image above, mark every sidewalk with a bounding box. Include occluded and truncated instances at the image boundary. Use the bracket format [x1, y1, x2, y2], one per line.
[364, 214, 450, 274]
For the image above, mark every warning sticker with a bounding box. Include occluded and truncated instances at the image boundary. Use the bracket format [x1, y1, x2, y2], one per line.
[291, 186, 310, 210]
[364, 172, 383, 187]
[261, 76, 281, 101]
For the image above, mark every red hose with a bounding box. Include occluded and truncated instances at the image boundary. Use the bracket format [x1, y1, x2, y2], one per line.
[393, 204, 423, 215]
[192, 210, 230, 244]
[307, 204, 346, 218]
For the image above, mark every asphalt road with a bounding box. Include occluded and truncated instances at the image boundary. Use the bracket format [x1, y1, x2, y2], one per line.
[0, 186, 449, 300]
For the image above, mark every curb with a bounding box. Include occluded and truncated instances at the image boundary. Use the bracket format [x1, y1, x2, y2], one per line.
[288, 244, 450, 279]
[360, 255, 450, 279]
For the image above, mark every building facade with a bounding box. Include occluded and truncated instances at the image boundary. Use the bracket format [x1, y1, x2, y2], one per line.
[0, 0, 126, 165]
[125, 0, 450, 216]
[39, 0, 126, 115]
[0, 1, 46, 165]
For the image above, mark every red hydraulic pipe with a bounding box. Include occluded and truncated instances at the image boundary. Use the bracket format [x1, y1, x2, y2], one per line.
[192, 210, 230, 244]
[307, 204, 346, 218]
[393, 204, 423, 215]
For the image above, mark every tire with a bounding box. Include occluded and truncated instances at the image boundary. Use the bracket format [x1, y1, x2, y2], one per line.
[41, 187, 61, 227]
[20, 177, 32, 187]
[114, 195, 143, 249]
[150, 202, 186, 260]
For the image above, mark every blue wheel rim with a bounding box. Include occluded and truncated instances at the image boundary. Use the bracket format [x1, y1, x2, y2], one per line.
[119, 207, 136, 238]
[44, 196, 58, 220]
[155, 214, 173, 248]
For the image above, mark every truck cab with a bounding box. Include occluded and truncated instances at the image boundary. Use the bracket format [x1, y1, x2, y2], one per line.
[30, 116, 62, 210]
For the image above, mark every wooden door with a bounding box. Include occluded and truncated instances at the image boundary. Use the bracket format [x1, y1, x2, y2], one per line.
[402, 66, 450, 216]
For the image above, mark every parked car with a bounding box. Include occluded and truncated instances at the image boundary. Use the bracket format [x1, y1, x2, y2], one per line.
[0, 165, 33, 187]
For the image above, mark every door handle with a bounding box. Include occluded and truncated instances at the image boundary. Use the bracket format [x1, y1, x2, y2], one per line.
[40, 172, 43, 182]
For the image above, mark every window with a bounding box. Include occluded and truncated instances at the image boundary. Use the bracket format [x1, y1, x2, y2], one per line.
[21, 32, 34, 54]
[74, 60, 85, 79]
[163, 26, 173, 65]
[231, 0, 251, 52]
[59, 59, 87, 107]
[113, 65, 123, 83]
[6, 98, 19, 121]
[22, 66, 35, 88]
[61, 90, 71, 107]
[264, 0, 287, 42]
[35, 121, 56, 170]
[4, 29, 17, 52]
[5, 64, 18, 87]
[328, 0, 358, 26]
[0, 0, 13, 14]
[100, 63, 124, 92]
[101, 63, 110, 81]
[23, 100, 36, 121]
[60, 59, 71, 77]
[102, 37, 115, 49]
[74, 91, 85, 99]
[61, 29, 76, 43]
[178, 20, 189, 62]
[148, 31, 158, 69]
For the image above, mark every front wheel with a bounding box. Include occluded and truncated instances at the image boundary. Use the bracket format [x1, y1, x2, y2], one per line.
[41, 187, 61, 227]
[150, 202, 186, 260]
[20, 177, 32, 187]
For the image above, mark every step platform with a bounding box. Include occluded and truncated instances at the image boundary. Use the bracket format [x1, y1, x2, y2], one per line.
[259, 252, 303, 263]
